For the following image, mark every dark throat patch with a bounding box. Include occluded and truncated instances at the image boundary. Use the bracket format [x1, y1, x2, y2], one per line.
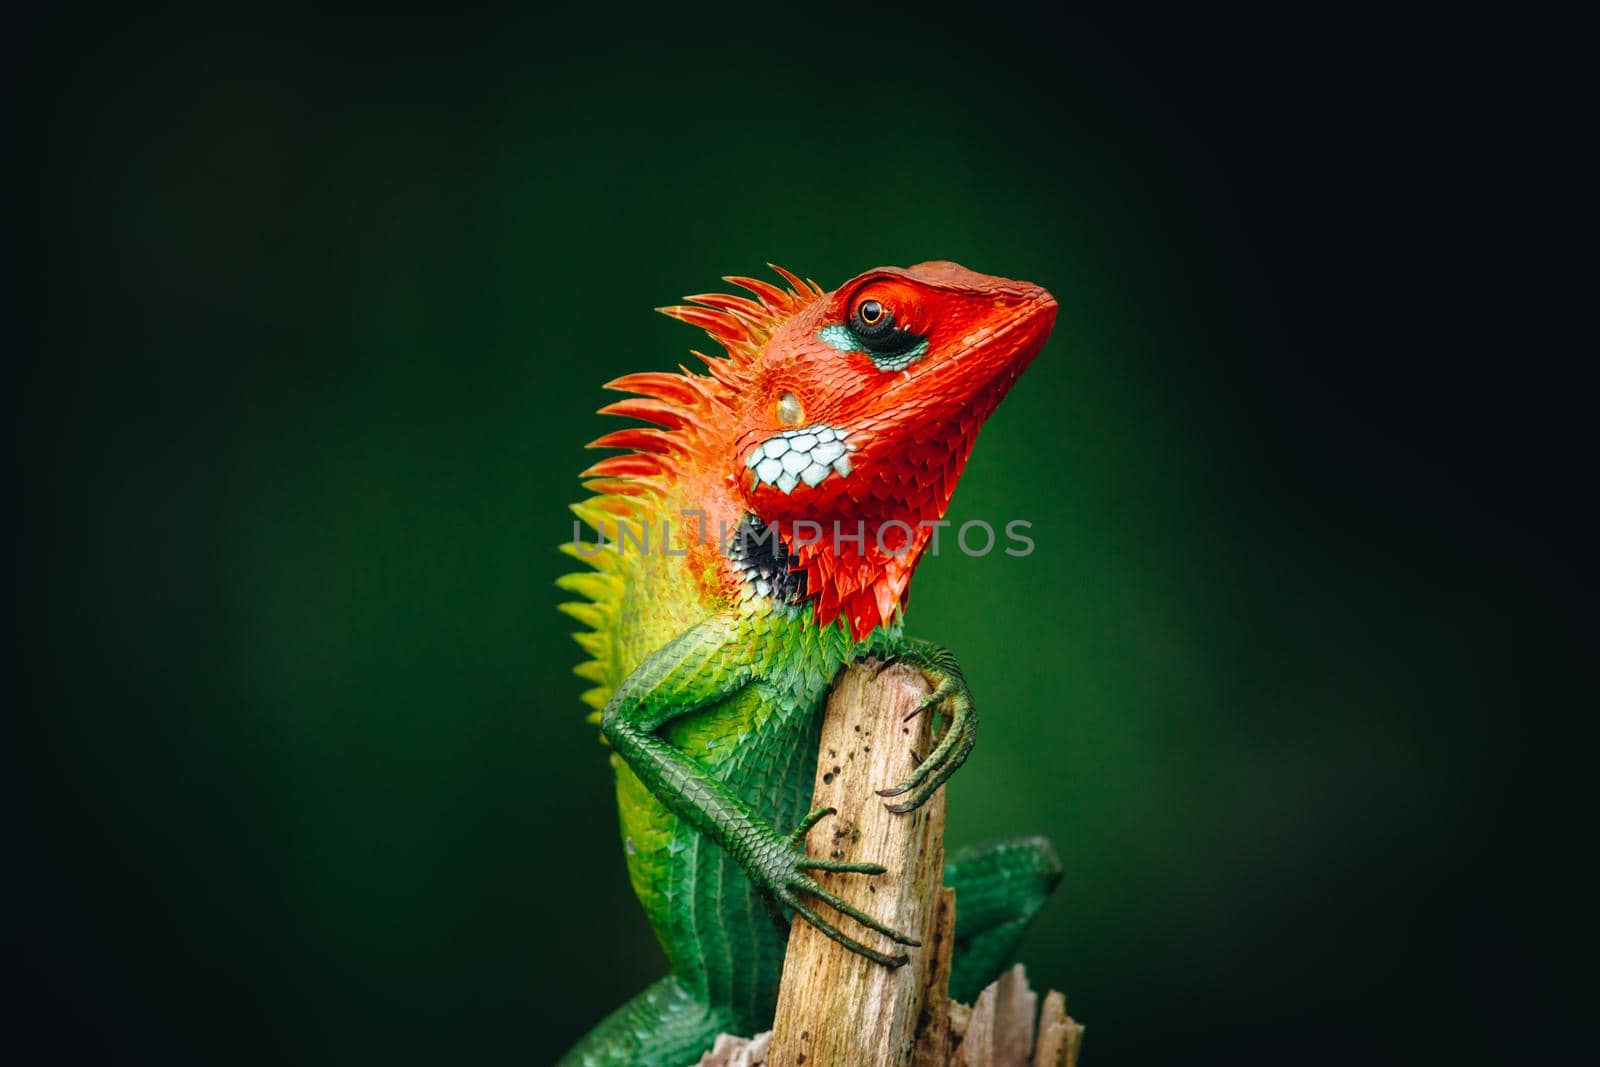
[727, 514, 808, 605]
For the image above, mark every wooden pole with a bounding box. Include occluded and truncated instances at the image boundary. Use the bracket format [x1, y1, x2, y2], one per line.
[768, 663, 947, 1067]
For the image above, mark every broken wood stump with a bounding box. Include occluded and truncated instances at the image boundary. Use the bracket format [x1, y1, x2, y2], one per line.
[699, 965, 1083, 1067]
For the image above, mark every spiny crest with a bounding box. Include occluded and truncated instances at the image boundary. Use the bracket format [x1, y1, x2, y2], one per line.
[574, 265, 821, 497]
[560, 266, 821, 724]
[557, 502, 640, 726]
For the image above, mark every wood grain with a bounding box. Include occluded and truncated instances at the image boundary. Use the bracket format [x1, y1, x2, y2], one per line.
[767, 663, 945, 1067]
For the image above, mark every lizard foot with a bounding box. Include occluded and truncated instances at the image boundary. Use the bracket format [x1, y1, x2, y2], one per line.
[874, 647, 977, 814]
[761, 805, 920, 968]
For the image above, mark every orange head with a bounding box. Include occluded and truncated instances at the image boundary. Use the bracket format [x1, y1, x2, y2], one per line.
[592, 262, 1057, 638]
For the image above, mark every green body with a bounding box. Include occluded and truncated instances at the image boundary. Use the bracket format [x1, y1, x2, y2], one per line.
[613, 607, 860, 1022]
[557, 487, 1060, 1066]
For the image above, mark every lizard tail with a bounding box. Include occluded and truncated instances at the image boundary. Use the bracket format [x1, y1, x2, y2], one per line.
[945, 836, 1063, 1004]
[556, 974, 734, 1067]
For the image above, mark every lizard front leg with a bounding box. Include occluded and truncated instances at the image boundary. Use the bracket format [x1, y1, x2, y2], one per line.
[863, 637, 979, 814]
[601, 614, 921, 968]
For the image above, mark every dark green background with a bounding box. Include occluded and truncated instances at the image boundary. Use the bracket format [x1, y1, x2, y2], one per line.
[14, 9, 1582, 1065]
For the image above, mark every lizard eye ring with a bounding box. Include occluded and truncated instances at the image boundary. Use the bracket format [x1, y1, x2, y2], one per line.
[857, 299, 885, 327]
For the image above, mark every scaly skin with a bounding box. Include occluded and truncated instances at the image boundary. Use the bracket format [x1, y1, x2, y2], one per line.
[558, 263, 1061, 1065]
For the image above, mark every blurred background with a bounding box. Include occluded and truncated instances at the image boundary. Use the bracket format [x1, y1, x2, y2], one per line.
[13, 7, 1585, 1065]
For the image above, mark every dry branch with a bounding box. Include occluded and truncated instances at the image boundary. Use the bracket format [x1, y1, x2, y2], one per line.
[768, 663, 945, 1067]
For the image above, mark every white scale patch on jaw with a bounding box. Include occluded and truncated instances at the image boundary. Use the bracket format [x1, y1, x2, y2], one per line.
[744, 423, 853, 494]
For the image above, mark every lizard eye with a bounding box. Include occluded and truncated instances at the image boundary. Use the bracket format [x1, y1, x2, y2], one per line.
[849, 295, 919, 358]
[776, 391, 804, 426]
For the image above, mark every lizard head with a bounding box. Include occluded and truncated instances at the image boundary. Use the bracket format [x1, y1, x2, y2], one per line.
[731, 261, 1056, 636]
[596, 262, 1056, 639]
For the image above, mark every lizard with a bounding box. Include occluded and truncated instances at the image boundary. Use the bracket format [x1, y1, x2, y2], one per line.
[556, 261, 1061, 1066]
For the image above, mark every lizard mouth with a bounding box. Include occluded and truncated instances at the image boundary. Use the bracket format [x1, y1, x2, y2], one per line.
[744, 423, 855, 495]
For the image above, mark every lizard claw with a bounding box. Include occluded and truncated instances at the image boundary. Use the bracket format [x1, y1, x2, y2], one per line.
[857, 640, 975, 815]
[787, 805, 836, 849]
[761, 807, 919, 968]
[866, 654, 903, 680]
[877, 672, 977, 814]
[900, 686, 944, 724]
